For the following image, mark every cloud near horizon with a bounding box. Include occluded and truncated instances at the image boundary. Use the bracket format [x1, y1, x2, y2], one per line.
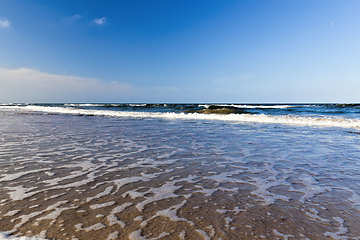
[0, 68, 133, 102]
[0, 68, 187, 103]
[1, 67, 355, 103]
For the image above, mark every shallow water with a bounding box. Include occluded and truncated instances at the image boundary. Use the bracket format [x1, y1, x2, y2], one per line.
[1, 108, 360, 239]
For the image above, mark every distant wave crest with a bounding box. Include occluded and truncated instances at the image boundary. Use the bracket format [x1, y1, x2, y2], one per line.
[1, 105, 360, 130]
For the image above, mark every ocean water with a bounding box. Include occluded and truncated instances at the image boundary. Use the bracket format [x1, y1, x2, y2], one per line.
[0, 103, 360, 239]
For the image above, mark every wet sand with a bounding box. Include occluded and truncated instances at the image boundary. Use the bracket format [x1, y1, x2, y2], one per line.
[1, 110, 360, 239]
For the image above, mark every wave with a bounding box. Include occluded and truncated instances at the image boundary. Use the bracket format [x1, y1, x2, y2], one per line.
[64, 103, 166, 108]
[1, 105, 360, 129]
[128, 104, 147, 107]
[63, 103, 105, 107]
[227, 104, 300, 109]
[198, 104, 299, 109]
[0, 103, 25, 106]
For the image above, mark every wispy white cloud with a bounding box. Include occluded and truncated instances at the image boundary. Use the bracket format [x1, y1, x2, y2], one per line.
[0, 68, 185, 103]
[93, 17, 107, 25]
[0, 68, 132, 102]
[62, 14, 82, 24]
[0, 18, 11, 28]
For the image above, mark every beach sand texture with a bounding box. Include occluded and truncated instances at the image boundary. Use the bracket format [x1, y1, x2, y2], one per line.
[1, 110, 360, 239]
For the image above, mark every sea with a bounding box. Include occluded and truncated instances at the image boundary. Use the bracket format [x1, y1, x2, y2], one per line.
[0, 103, 360, 240]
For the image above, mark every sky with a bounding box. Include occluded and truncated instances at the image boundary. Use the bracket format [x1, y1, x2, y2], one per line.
[0, 0, 360, 103]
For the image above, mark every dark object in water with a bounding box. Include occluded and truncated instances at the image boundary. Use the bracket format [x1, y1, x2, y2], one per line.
[186, 105, 248, 114]
[348, 131, 360, 135]
[199, 108, 238, 114]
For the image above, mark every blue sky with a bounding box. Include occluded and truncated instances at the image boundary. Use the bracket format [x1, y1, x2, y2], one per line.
[0, 0, 360, 103]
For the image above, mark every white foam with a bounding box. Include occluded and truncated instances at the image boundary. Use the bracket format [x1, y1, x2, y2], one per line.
[195, 229, 211, 240]
[0, 232, 47, 240]
[83, 223, 105, 231]
[35, 201, 75, 226]
[273, 229, 295, 240]
[206, 225, 215, 237]
[141, 200, 194, 227]
[3, 105, 360, 129]
[250, 176, 290, 205]
[106, 231, 119, 240]
[133, 216, 143, 221]
[44, 192, 67, 201]
[304, 208, 330, 223]
[90, 201, 115, 210]
[48, 170, 98, 190]
[0, 169, 49, 182]
[179, 230, 186, 240]
[324, 217, 348, 240]
[113, 176, 151, 192]
[129, 104, 147, 107]
[74, 224, 83, 231]
[128, 230, 145, 240]
[106, 202, 132, 227]
[293, 175, 331, 203]
[6, 186, 41, 201]
[224, 217, 233, 228]
[127, 182, 182, 212]
[44, 172, 54, 177]
[87, 186, 114, 202]
[341, 187, 360, 206]
[198, 104, 293, 109]
[42, 161, 98, 189]
[233, 206, 244, 214]
[36, 231, 46, 240]
[128, 230, 169, 240]
[10, 201, 68, 233]
[217, 104, 295, 109]
[64, 104, 104, 107]
[216, 209, 227, 214]
[3, 210, 20, 217]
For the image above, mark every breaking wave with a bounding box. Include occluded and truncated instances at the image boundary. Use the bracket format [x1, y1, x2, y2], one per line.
[1, 105, 360, 129]
[198, 104, 298, 109]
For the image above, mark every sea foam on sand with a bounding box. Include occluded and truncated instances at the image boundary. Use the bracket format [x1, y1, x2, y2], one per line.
[0, 233, 46, 240]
